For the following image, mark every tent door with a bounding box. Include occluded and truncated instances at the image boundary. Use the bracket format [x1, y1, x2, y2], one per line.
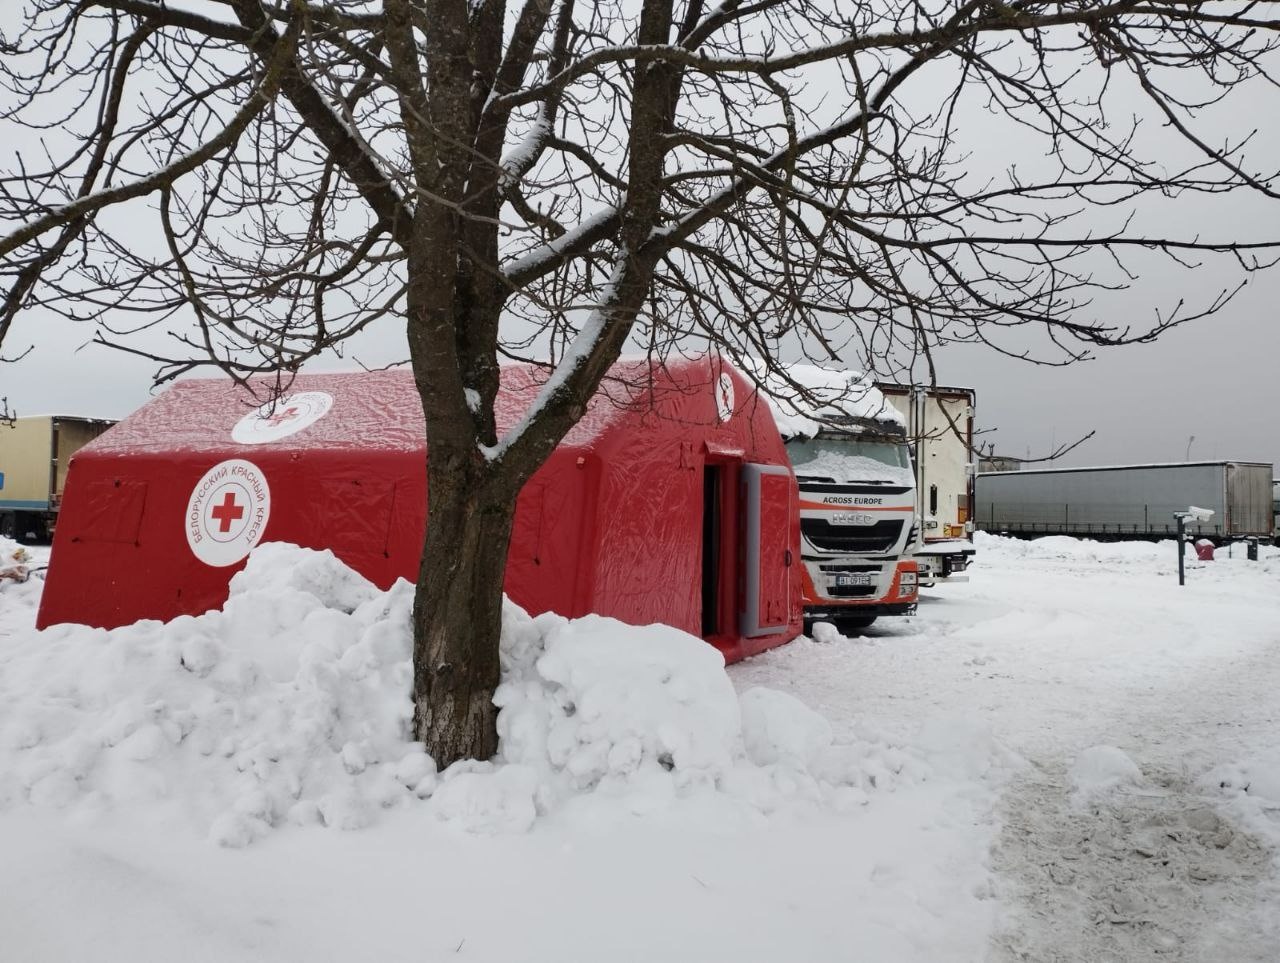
[740, 463, 792, 638]
[700, 457, 741, 641]
[701, 465, 723, 637]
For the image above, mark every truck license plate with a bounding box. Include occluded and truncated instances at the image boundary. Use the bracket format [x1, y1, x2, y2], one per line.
[835, 573, 872, 587]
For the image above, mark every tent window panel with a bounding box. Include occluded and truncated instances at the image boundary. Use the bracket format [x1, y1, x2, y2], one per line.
[72, 479, 148, 544]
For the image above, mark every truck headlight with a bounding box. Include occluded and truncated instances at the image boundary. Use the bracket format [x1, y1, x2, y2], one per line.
[899, 571, 918, 594]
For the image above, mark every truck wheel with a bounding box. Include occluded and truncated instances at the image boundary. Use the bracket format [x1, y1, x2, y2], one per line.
[0, 512, 13, 541]
[12, 512, 47, 545]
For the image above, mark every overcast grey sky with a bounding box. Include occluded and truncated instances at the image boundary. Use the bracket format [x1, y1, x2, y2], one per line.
[2, 5, 1277, 474]
[5, 268, 1274, 472]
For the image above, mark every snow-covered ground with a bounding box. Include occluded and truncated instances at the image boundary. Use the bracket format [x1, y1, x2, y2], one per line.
[1, 533, 1278, 961]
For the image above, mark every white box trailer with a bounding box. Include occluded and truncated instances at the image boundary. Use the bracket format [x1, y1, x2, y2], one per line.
[877, 383, 977, 581]
[0, 415, 116, 542]
[976, 461, 1274, 541]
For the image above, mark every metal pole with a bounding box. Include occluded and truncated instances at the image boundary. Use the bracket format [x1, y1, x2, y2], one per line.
[1177, 516, 1186, 586]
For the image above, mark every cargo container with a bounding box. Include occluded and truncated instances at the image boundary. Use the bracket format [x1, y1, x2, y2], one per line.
[0, 415, 116, 542]
[877, 383, 977, 582]
[976, 461, 1275, 541]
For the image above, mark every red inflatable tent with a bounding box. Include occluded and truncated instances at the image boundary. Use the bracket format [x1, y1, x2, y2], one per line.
[38, 358, 801, 663]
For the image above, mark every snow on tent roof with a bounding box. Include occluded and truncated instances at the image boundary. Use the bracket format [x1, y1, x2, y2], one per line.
[742, 359, 904, 440]
[85, 363, 684, 457]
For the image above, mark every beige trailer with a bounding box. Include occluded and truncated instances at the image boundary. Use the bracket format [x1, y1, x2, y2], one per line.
[0, 415, 116, 542]
[876, 383, 978, 583]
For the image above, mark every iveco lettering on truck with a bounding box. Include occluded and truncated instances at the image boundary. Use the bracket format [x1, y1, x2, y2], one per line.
[756, 363, 918, 635]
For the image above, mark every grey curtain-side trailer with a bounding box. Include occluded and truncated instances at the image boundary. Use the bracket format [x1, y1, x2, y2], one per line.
[976, 461, 1274, 542]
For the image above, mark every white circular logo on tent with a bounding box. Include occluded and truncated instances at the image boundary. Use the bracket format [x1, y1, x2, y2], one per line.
[715, 372, 735, 422]
[231, 391, 333, 445]
[185, 459, 272, 567]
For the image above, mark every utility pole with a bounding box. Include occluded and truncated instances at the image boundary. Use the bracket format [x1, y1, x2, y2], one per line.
[1176, 514, 1187, 586]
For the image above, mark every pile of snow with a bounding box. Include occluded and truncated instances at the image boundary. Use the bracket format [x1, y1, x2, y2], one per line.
[976, 532, 1280, 579]
[1198, 753, 1280, 863]
[1216, 539, 1280, 562]
[0, 538, 48, 635]
[1069, 745, 1144, 797]
[1202, 755, 1280, 806]
[975, 532, 1196, 565]
[0, 544, 420, 847]
[743, 359, 903, 439]
[0, 543, 977, 846]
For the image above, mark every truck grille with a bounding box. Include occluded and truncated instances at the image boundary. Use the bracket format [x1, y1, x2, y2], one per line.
[802, 518, 903, 554]
[817, 562, 882, 596]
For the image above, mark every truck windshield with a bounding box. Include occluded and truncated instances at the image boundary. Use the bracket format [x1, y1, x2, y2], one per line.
[786, 436, 913, 485]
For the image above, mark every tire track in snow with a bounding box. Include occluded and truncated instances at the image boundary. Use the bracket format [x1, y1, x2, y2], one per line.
[990, 763, 1278, 962]
[989, 638, 1280, 962]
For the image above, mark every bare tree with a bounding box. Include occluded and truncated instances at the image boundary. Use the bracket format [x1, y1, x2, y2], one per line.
[3, 0, 1280, 764]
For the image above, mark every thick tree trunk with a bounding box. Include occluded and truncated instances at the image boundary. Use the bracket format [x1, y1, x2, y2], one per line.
[411, 456, 516, 768]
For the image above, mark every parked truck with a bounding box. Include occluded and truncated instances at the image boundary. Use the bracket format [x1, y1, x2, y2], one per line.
[0, 415, 116, 542]
[976, 461, 1275, 542]
[761, 364, 919, 635]
[877, 382, 977, 584]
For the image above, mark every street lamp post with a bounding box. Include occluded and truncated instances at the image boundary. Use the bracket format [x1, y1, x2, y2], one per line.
[1176, 514, 1186, 585]
[1172, 507, 1215, 586]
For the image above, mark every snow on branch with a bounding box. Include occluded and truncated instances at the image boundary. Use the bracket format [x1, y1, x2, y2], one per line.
[480, 258, 625, 463]
[498, 106, 554, 192]
[502, 203, 623, 288]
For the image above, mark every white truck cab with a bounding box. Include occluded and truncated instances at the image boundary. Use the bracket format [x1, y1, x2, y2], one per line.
[785, 420, 920, 633]
[751, 358, 921, 635]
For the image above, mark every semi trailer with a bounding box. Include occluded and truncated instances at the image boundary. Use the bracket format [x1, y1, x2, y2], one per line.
[877, 382, 977, 583]
[0, 415, 116, 542]
[976, 461, 1274, 542]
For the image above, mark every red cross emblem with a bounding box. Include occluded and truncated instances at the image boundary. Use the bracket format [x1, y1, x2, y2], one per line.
[263, 406, 300, 427]
[210, 491, 245, 533]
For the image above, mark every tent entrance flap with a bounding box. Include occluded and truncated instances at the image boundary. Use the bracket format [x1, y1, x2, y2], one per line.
[701, 465, 722, 637]
[700, 458, 741, 641]
[739, 463, 793, 638]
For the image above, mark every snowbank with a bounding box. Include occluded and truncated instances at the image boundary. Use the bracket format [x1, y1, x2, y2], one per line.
[975, 532, 1280, 579]
[0, 538, 48, 637]
[974, 531, 1191, 564]
[0, 543, 983, 846]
